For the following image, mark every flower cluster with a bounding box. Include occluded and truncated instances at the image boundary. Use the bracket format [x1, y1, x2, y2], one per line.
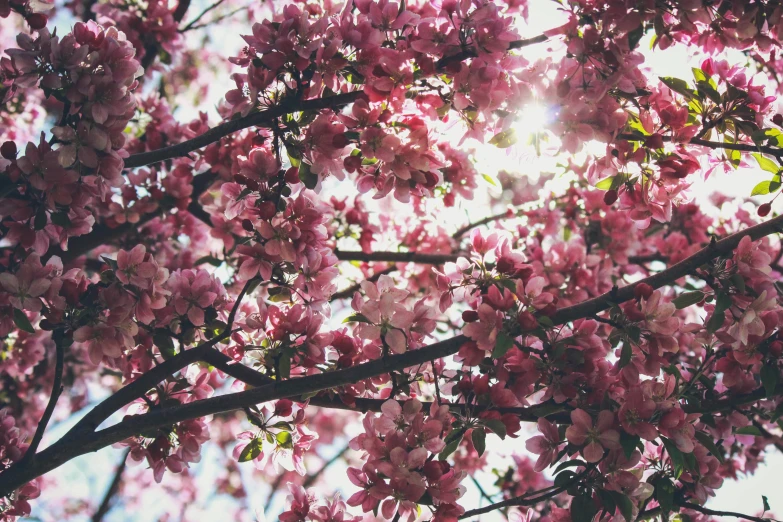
[348, 399, 466, 521]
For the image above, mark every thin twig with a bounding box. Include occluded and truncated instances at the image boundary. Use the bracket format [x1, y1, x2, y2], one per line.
[22, 334, 65, 463]
[91, 448, 131, 522]
[677, 500, 776, 522]
[179, 0, 225, 31]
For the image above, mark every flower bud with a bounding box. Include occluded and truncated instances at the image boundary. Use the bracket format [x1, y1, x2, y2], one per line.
[774, 114, 783, 127]
[603, 189, 618, 205]
[284, 167, 299, 185]
[258, 201, 277, 220]
[241, 219, 254, 231]
[758, 203, 772, 217]
[462, 310, 479, 323]
[517, 311, 538, 331]
[26, 13, 47, 30]
[1, 141, 17, 160]
[634, 283, 654, 300]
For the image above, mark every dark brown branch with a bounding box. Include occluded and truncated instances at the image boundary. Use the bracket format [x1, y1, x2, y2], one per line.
[452, 210, 518, 240]
[91, 448, 130, 522]
[676, 500, 774, 522]
[617, 133, 783, 157]
[140, 0, 190, 70]
[124, 93, 362, 170]
[550, 213, 783, 325]
[436, 34, 549, 68]
[179, 0, 226, 31]
[52, 171, 216, 263]
[334, 250, 458, 264]
[330, 266, 397, 301]
[333, 250, 667, 267]
[64, 276, 255, 436]
[22, 336, 65, 462]
[458, 464, 590, 519]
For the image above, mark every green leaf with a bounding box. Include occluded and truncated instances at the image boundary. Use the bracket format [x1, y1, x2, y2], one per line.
[238, 438, 262, 462]
[751, 179, 782, 196]
[619, 431, 641, 460]
[672, 291, 705, 309]
[660, 76, 696, 100]
[735, 425, 762, 436]
[596, 175, 623, 190]
[692, 67, 709, 83]
[492, 332, 515, 358]
[554, 470, 576, 488]
[761, 365, 779, 397]
[483, 419, 507, 440]
[439, 432, 463, 461]
[627, 24, 644, 50]
[706, 292, 731, 333]
[275, 430, 293, 449]
[693, 431, 724, 463]
[13, 309, 35, 334]
[763, 495, 771, 514]
[597, 489, 616, 515]
[278, 350, 291, 380]
[610, 492, 634, 522]
[488, 129, 518, 148]
[34, 210, 47, 230]
[298, 162, 318, 189]
[553, 459, 588, 474]
[195, 255, 223, 267]
[471, 428, 486, 456]
[618, 343, 632, 369]
[654, 477, 675, 514]
[753, 153, 780, 174]
[343, 313, 372, 324]
[661, 436, 685, 479]
[481, 173, 497, 186]
[153, 331, 177, 360]
[50, 211, 71, 227]
[571, 494, 597, 522]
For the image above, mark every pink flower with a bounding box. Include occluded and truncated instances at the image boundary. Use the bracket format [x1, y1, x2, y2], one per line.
[565, 409, 621, 462]
[525, 418, 563, 472]
[463, 303, 505, 352]
[279, 484, 314, 522]
[618, 389, 657, 440]
[116, 244, 157, 288]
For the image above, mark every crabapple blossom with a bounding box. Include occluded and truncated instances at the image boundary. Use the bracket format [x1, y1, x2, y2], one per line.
[3, 1, 783, 521]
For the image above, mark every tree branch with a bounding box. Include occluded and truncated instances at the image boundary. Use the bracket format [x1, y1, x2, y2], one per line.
[676, 500, 775, 522]
[91, 448, 130, 522]
[64, 276, 255, 436]
[52, 171, 216, 263]
[617, 133, 783, 157]
[550, 213, 783, 325]
[330, 266, 396, 301]
[458, 464, 590, 519]
[123, 93, 361, 170]
[3, 214, 782, 497]
[334, 250, 458, 264]
[22, 335, 65, 463]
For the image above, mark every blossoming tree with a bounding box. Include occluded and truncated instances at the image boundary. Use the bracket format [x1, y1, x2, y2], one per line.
[3, 0, 783, 520]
